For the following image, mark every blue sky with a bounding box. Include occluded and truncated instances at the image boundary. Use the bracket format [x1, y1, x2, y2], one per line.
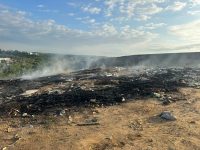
[0, 0, 200, 56]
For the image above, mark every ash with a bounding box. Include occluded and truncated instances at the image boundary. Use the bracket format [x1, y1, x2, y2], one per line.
[0, 67, 200, 116]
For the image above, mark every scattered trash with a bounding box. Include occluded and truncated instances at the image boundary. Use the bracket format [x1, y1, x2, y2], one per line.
[159, 111, 177, 121]
[21, 89, 38, 97]
[48, 89, 65, 95]
[9, 109, 20, 116]
[121, 97, 126, 102]
[153, 92, 161, 98]
[68, 116, 73, 124]
[22, 113, 28, 117]
[162, 97, 172, 105]
[90, 99, 97, 103]
[56, 109, 66, 116]
[0, 67, 199, 115]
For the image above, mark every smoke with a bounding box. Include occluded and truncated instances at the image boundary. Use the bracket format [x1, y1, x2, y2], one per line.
[21, 55, 103, 80]
[93, 52, 200, 68]
[21, 58, 69, 80]
[20, 52, 200, 80]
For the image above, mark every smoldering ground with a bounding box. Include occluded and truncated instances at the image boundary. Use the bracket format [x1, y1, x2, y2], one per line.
[20, 52, 200, 80]
[21, 55, 103, 80]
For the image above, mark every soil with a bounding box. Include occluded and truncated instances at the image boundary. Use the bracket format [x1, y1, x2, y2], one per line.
[0, 87, 200, 150]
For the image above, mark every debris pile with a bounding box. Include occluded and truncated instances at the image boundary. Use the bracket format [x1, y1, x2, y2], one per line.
[0, 67, 200, 116]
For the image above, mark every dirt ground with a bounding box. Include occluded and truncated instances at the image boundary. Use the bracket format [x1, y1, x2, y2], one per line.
[0, 88, 200, 150]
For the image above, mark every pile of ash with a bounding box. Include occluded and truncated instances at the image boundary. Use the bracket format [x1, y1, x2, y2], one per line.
[0, 67, 200, 116]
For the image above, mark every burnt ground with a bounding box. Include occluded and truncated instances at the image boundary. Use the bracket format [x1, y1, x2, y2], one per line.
[0, 67, 200, 149]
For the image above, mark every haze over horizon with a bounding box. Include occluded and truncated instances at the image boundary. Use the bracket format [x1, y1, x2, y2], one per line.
[0, 0, 200, 56]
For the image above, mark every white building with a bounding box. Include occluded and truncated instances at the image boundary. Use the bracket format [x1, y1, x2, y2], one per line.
[0, 58, 12, 63]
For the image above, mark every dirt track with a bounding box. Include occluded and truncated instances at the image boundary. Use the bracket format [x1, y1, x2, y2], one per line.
[0, 88, 200, 150]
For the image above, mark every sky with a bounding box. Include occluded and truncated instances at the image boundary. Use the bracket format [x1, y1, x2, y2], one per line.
[0, 0, 199, 56]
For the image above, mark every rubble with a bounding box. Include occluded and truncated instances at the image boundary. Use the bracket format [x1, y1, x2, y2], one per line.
[90, 99, 97, 103]
[0, 67, 199, 116]
[121, 97, 126, 102]
[21, 89, 38, 97]
[162, 97, 172, 105]
[56, 109, 66, 116]
[68, 116, 73, 124]
[159, 111, 177, 121]
[153, 92, 161, 98]
[22, 113, 28, 117]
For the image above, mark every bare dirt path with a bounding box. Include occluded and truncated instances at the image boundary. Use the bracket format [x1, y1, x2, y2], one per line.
[0, 88, 200, 150]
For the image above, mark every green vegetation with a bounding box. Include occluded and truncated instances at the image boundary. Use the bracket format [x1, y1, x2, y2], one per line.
[0, 49, 102, 79]
[0, 50, 49, 79]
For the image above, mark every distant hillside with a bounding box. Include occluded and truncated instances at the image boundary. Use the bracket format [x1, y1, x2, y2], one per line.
[1, 49, 200, 79]
[92, 52, 200, 68]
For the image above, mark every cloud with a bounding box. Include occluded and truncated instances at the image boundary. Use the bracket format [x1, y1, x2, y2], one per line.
[1, 1, 200, 56]
[187, 10, 200, 15]
[139, 23, 166, 30]
[36, 4, 59, 13]
[137, 4, 163, 15]
[136, 15, 151, 21]
[82, 5, 101, 14]
[67, 2, 77, 7]
[189, 0, 200, 7]
[169, 20, 200, 43]
[166, 1, 187, 11]
[68, 13, 75, 16]
[38, 9, 59, 13]
[136, 4, 163, 20]
[96, 24, 118, 36]
[75, 16, 97, 26]
[0, 6, 158, 56]
[37, 4, 44, 8]
[17, 11, 26, 15]
[104, 0, 164, 21]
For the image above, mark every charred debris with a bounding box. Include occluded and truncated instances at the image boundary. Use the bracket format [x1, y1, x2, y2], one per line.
[0, 67, 200, 116]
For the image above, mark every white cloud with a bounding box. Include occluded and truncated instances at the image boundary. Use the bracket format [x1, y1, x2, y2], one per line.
[38, 9, 59, 13]
[98, 24, 118, 36]
[137, 4, 163, 15]
[189, 0, 200, 7]
[119, 1, 136, 18]
[75, 16, 97, 25]
[109, 16, 129, 23]
[104, 1, 164, 21]
[36, 4, 59, 13]
[67, 2, 77, 7]
[37, 4, 44, 8]
[169, 20, 200, 43]
[0, 7, 158, 56]
[166, 1, 187, 11]
[82, 5, 101, 14]
[89, 19, 96, 23]
[68, 13, 75, 16]
[1, 1, 200, 56]
[187, 10, 200, 15]
[139, 23, 166, 30]
[136, 3, 163, 20]
[17, 11, 26, 15]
